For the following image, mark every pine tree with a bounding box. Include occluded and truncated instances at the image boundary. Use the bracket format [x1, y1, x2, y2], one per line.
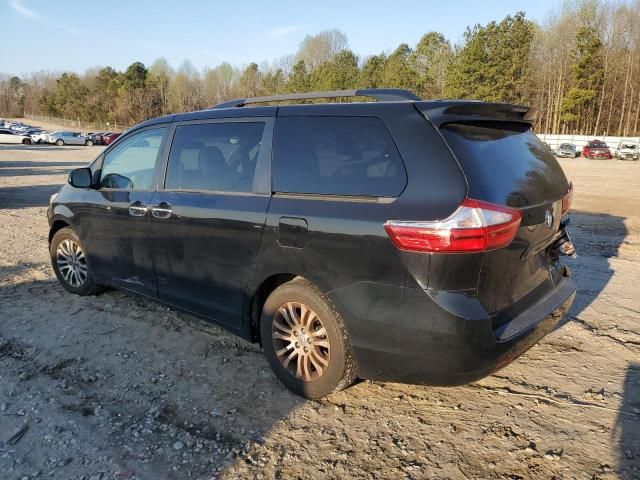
[309, 50, 358, 91]
[288, 60, 310, 92]
[560, 27, 604, 131]
[445, 12, 535, 103]
[382, 44, 420, 92]
[358, 54, 387, 88]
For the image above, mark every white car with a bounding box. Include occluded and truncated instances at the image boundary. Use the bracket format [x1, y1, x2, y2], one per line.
[31, 130, 51, 144]
[615, 140, 638, 160]
[0, 128, 32, 144]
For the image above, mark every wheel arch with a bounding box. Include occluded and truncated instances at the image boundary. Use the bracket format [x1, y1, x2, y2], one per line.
[49, 218, 71, 244]
[246, 273, 301, 343]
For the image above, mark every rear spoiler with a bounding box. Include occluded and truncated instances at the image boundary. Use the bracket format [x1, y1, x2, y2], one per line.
[416, 100, 534, 128]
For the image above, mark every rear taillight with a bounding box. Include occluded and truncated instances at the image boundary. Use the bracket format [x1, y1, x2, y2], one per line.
[562, 182, 573, 215]
[384, 198, 522, 253]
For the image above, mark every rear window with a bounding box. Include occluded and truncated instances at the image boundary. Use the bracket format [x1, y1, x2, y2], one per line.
[165, 122, 265, 193]
[440, 122, 568, 207]
[273, 116, 406, 197]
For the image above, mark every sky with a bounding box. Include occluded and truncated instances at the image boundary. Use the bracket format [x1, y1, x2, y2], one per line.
[1, 0, 562, 75]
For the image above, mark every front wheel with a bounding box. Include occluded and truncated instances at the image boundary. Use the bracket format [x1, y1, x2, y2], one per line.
[50, 228, 104, 296]
[56, 139, 64, 146]
[85, 139, 93, 146]
[260, 278, 357, 399]
[22, 138, 32, 145]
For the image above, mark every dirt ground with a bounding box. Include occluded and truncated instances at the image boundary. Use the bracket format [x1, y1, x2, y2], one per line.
[0, 143, 638, 480]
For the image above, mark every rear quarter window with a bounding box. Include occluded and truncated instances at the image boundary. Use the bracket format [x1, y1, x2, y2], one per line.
[273, 116, 407, 197]
[440, 122, 569, 207]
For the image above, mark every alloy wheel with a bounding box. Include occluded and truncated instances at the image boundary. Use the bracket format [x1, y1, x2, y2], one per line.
[272, 302, 330, 382]
[56, 239, 88, 288]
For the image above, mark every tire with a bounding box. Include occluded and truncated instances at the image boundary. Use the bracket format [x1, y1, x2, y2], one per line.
[50, 227, 104, 296]
[85, 140, 93, 146]
[22, 138, 31, 145]
[260, 277, 357, 399]
[56, 139, 64, 146]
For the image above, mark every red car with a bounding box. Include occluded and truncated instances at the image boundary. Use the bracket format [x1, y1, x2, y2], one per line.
[102, 132, 122, 145]
[582, 140, 612, 159]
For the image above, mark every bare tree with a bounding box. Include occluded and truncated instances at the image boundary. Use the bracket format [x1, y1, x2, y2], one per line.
[295, 29, 348, 70]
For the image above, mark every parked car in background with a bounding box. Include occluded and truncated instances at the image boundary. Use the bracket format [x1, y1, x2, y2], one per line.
[49, 89, 576, 399]
[614, 140, 638, 160]
[85, 132, 106, 145]
[10, 124, 30, 133]
[102, 132, 122, 145]
[556, 143, 578, 158]
[0, 128, 32, 144]
[582, 140, 612, 159]
[31, 130, 51, 144]
[48, 131, 91, 146]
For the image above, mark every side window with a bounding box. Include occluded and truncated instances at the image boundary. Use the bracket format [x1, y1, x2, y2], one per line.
[165, 122, 265, 193]
[273, 116, 407, 197]
[100, 128, 166, 190]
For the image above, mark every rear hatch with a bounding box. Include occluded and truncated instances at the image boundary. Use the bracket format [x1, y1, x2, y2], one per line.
[437, 120, 571, 324]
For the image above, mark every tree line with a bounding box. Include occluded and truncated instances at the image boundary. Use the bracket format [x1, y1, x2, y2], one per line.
[1, 0, 639, 136]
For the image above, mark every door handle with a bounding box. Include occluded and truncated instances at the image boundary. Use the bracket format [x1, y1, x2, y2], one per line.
[128, 202, 148, 217]
[151, 203, 172, 219]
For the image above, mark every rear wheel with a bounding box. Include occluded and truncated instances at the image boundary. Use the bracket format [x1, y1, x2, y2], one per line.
[50, 228, 104, 296]
[85, 139, 93, 146]
[22, 138, 31, 145]
[260, 278, 357, 399]
[56, 139, 64, 146]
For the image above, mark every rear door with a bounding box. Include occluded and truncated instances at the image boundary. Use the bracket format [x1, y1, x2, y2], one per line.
[149, 118, 273, 328]
[439, 122, 571, 323]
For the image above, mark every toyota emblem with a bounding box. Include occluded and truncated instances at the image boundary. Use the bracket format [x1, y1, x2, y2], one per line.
[545, 209, 553, 229]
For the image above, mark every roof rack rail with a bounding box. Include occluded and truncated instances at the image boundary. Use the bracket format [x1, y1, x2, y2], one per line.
[212, 88, 420, 109]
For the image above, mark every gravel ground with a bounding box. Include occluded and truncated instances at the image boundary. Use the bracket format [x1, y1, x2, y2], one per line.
[0, 144, 639, 480]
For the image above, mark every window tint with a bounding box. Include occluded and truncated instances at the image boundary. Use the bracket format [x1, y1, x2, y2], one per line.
[100, 128, 166, 190]
[440, 122, 568, 207]
[273, 116, 406, 197]
[165, 122, 265, 193]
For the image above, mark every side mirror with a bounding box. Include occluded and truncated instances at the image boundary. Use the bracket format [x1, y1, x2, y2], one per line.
[68, 168, 92, 188]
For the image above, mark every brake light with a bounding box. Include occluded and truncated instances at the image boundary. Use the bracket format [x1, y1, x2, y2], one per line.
[562, 183, 573, 215]
[384, 198, 522, 253]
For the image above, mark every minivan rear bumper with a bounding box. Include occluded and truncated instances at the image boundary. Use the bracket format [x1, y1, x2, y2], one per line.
[329, 270, 576, 386]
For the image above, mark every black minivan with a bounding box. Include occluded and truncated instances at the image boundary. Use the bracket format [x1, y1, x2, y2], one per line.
[48, 89, 576, 399]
